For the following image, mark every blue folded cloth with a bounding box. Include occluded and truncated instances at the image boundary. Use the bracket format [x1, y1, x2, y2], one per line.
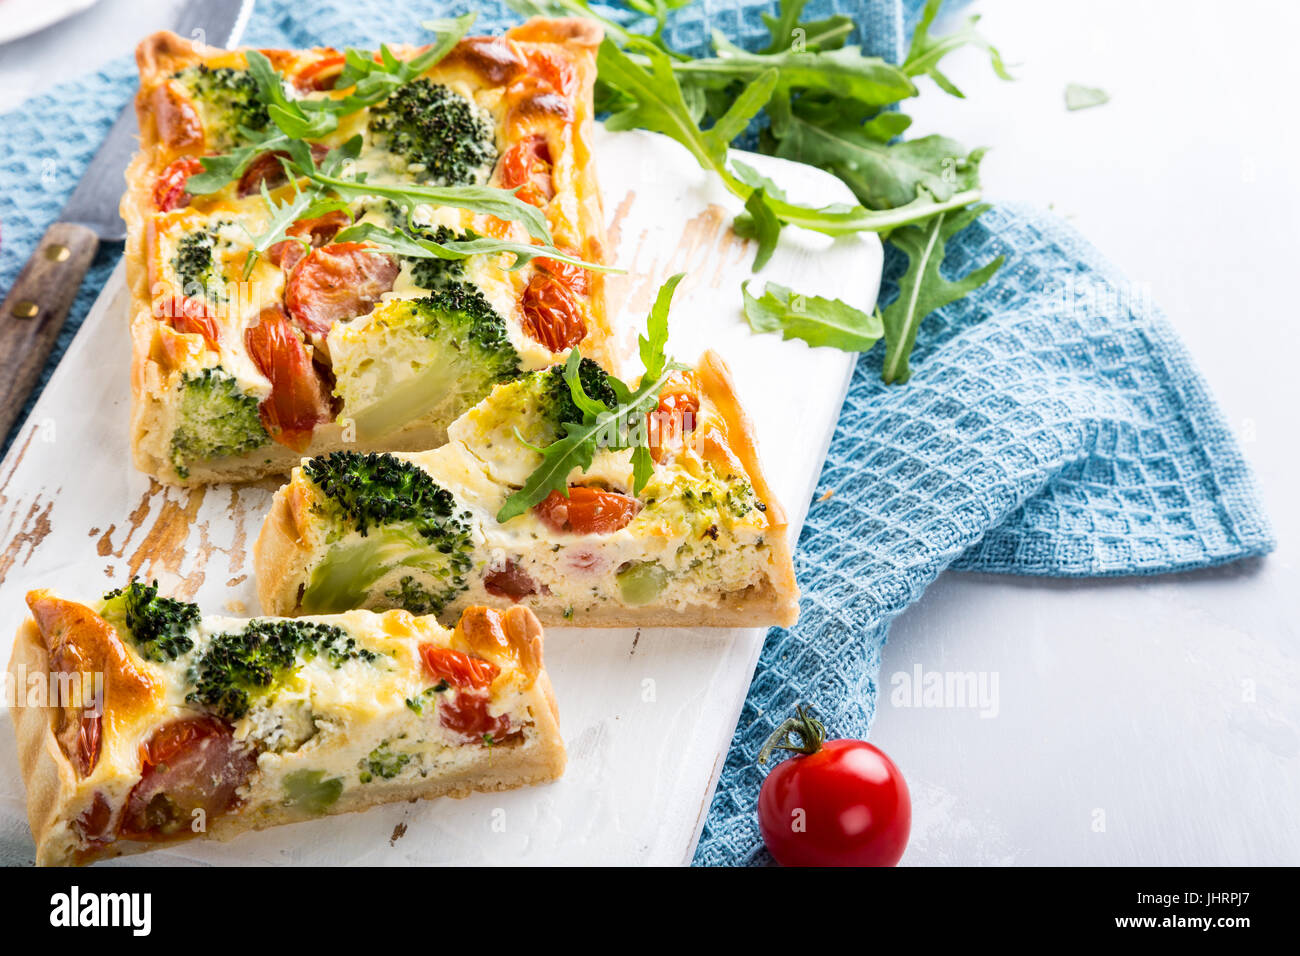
[0, 0, 1272, 867]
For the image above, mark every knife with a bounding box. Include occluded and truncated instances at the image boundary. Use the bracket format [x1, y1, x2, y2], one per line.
[0, 0, 256, 444]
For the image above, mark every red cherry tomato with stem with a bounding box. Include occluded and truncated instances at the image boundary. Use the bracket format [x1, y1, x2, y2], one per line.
[757, 706, 911, 867]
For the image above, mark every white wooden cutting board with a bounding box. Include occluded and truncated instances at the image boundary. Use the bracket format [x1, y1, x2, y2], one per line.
[0, 127, 879, 866]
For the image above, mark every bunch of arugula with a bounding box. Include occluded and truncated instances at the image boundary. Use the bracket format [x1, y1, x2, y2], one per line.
[497, 274, 687, 521]
[190, 13, 613, 279]
[510, 0, 1008, 383]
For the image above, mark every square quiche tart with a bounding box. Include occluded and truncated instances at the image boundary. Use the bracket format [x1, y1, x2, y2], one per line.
[121, 17, 612, 484]
[9, 586, 564, 866]
[255, 350, 801, 628]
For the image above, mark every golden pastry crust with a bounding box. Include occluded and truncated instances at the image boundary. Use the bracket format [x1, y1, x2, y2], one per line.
[7, 593, 565, 866]
[122, 20, 611, 486]
[254, 350, 800, 627]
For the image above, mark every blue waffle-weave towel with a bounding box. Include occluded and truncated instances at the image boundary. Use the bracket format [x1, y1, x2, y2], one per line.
[0, 1, 1273, 866]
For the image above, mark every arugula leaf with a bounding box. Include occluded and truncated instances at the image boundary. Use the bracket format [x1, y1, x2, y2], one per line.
[741, 280, 882, 351]
[879, 204, 1004, 383]
[735, 188, 782, 271]
[903, 0, 1011, 98]
[306, 169, 553, 242]
[638, 272, 683, 379]
[599, 37, 981, 241]
[187, 128, 291, 195]
[760, 0, 853, 53]
[333, 222, 619, 274]
[242, 179, 352, 277]
[1064, 83, 1109, 111]
[599, 40, 727, 171]
[688, 33, 916, 107]
[497, 274, 687, 522]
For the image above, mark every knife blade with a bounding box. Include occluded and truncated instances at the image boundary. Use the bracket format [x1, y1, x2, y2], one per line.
[0, 0, 256, 444]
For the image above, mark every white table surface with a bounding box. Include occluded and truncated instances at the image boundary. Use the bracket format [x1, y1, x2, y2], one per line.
[2, 0, 1296, 865]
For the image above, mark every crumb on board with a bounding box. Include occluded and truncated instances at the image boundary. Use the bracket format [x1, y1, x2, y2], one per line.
[390, 822, 408, 846]
[225, 599, 247, 614]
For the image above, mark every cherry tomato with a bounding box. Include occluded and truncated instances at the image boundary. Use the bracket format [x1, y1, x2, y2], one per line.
[418, 644, 512, 741]
[294, 52, 346, 91]
[155, 296, 220, 351]
[483, 559, 537, 602]
[497, 134, 554, 207]
[648, 386, 699, 462]
[120, 716, 256, 839]
[153, 156, 205, 211]
[520, 271, 587, 352]
[524, 48, 577, 97]
[71, 791, 114, 852]
[533, 254, 589, 296]
[150, 82, 203, 150]
[267, 209, 352, 273]
[757, 707, 911, 867]
[420, 644, 500, 691]
[244, 304, 334, 451]
[238, 143, 329, 198]
[284, 242, 399, 336]
[534, 486, 641, 535]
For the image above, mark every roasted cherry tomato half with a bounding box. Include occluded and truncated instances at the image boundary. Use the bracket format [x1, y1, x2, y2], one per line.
[648, 386, 700, 462]
[267, 209, 352, 273]
[294, 52, 346, 92]
[151, 82, 203, 150]
[155, 295, 221, 351]
[153, 156, 205, 211]
[284, 242, 399, 336]
[418, 644, 512, 741]
[520, 270, 587, 352]
[757, 706, 911, 867]
[244, 304, 334, 451]
[534, 486, 641, 535]
[498, 134, 554, 207]
[419, 644, 500, 691]
[120, 716, 256, 840]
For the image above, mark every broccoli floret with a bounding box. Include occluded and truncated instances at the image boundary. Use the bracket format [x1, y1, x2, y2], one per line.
[99, 580, 200, 662]
[170, 367, 269, 478]
[172, 226, 230, 304]
[369, 78, 497, 185]
[299, 452, 475, 616]
[174, 65, 269, 152]
[481, 359, 617, 449]
[405, 225, 470, 292]
[384, 575, 446, 615]
[186, 618, 379, 722]
[359, 741, 412, 783]
[330, 290, 521, 441]
[533, 359, 618, 437]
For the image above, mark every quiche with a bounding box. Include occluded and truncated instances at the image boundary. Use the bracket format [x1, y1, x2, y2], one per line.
[121, 17, 612, 484]
[8, 585, 564, 866]
[255, 350, 800, 627]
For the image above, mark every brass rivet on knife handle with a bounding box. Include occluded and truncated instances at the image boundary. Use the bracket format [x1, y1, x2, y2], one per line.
[0, 222, 100, 444]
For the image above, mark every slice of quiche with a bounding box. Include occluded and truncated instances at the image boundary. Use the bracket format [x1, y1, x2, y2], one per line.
[8, 584, 564, 866]
[121, 17, 612, 484]
[254, 350, 800, 627]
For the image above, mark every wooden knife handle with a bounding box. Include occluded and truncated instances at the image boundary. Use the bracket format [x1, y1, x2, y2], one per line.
[0, 222, 100, 442]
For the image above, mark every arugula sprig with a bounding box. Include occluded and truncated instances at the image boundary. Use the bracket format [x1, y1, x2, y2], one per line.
[334, 222, 618, 274]
[582, 0, 1008, 384]
[497, 274, 687, 523]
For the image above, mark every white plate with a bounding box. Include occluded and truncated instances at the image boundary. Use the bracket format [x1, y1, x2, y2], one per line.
[0, 0, 101, 46]
[0, 126, 880, 865]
